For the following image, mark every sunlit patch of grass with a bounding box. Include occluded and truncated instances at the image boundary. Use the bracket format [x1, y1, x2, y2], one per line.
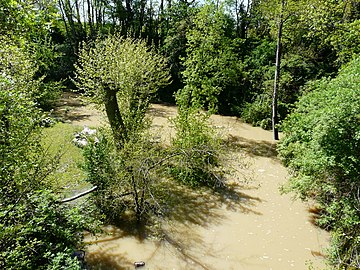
[41, 122, 90, 195]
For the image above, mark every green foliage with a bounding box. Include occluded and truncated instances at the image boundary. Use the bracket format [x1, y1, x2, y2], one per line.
[0, 73, 48, 199]
[0, 36, 61, 109]
[74, 35, 171, 145]
[278, 56, 360, 269]
[170, 106, 225, 187]
[0, 40, 98, 269]
[82, 128, 167, 223]
[299, 0, 360, 66]
[330, 19, 360, 64]
[241, 94, 272, 129]
[180, 1, 242, 113]
[74, 35, 170, 106]
[0, 0, 65, 84]
[0, 190, 97, 270]
[0, 0, 59, 39]
[241, 39, 298, 128]
[160, 1, 195, 101]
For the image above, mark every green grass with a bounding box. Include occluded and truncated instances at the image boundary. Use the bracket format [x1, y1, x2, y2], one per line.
[41, 123, 90, 195]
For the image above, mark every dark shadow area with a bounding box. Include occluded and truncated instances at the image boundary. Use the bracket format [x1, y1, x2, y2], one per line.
[212, 182, 263, 214]
[159, 232, 213, 270]
[156, 179, 263, 228]
[54, 91, 85, 107]
[223, 134, 278, 159]
[85, 245, 132, 270]
[149, 181, 263, 270]
[87, 177, 263, 244]
[147, 103, 177, 118]
[308, 206, 330, 232]
[53, 111, 94, 123]
[51, 92, 97, 123]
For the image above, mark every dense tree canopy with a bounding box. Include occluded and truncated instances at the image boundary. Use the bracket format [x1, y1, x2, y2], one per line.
[0, 37, 98, 270]
[1, 0, 359, 268]
[278, 56, 360, 269]
[74, 35, 170, 147]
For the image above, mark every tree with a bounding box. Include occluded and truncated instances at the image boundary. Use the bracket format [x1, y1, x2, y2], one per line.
[0, 38, 98, 270]
[179, 1, 241, 113]
[74, 35, 171, 223]
[271, 0, 285, 140]
[256, 0, 306, 139]
[74, 35, 170, 148]
[278, 56, 360, 269]
[160, 1, 195, 101]
[298, 0, 360, 65]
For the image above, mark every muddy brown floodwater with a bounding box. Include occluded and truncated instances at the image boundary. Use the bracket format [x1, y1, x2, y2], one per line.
[56, 96, 330, 270]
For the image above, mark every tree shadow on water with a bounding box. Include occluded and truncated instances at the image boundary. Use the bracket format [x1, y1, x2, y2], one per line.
[223, 134, 278, 159]
[136, 180, 263, 270]
[85, 245, 132, 270]
[157, 179, 262, 227]
[85, 149, 264, 269]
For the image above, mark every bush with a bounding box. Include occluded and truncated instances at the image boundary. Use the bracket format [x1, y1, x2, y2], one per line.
[169, 106, 225, 187]
[82, 128, 168, 223]
[0, 42, 99, 270]
[241, 94, 272, 129]
[0, 191, 98, 270]
[278, 56, 360, 269]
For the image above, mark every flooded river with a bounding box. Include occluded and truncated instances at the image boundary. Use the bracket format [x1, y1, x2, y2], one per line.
[71, 103, 329, 270]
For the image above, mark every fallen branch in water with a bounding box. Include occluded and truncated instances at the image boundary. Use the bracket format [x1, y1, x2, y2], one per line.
[60, 187, 134, 203]
[60, 186, 98, 203]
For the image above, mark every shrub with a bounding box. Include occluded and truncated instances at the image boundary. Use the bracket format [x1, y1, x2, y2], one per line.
[169, 106, 225, 187]
[0, 43, 98, 270]
[278, 56, 360, 269]
[0, 191, 98, 270]
[82, 128, 168, 223]
[241, 94, 272, 129]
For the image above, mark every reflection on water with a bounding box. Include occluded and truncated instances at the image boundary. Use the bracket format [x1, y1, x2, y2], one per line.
[84, 174, 329, 270]
[84, 105, 329, 270]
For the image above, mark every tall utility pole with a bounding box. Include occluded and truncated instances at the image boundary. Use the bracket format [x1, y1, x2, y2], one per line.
[272, 0, 285, 141]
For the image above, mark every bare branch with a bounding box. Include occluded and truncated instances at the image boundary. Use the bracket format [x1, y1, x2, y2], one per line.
[60, 186, 98, 203]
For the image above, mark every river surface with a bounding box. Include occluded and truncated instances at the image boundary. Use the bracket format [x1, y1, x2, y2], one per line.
[59, 99, 330, 270]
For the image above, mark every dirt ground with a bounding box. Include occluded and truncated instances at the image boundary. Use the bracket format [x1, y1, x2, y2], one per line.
[54, 93, 330, 270]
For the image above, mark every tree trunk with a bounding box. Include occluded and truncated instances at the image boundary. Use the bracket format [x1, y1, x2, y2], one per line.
[272, 0, 284, 141]
[103, 89, 127, 148]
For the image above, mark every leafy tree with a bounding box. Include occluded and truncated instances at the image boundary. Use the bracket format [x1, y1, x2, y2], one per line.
[298, 0, 360, 65]
[74, 34, 170, 148]
[0, 36, 61, 109]
[256, 0, 310, 139]
[0, 41, 98, 269]
[74, 34, 172, 222]
[0, 0, 63, 77]
[169, 106, 225, 187]
[278, 56, 360, 269]
[160, 1, 195, 101]
[0, 0, 64, 109]
[167, 1, 235, 188]
[180, 1, 242, 113]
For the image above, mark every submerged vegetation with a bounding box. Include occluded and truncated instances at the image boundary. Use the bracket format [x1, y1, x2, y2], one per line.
[1, 0, 359, 268]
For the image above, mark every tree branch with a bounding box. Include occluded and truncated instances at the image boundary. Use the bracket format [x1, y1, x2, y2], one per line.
[60, 186, 98, 203]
